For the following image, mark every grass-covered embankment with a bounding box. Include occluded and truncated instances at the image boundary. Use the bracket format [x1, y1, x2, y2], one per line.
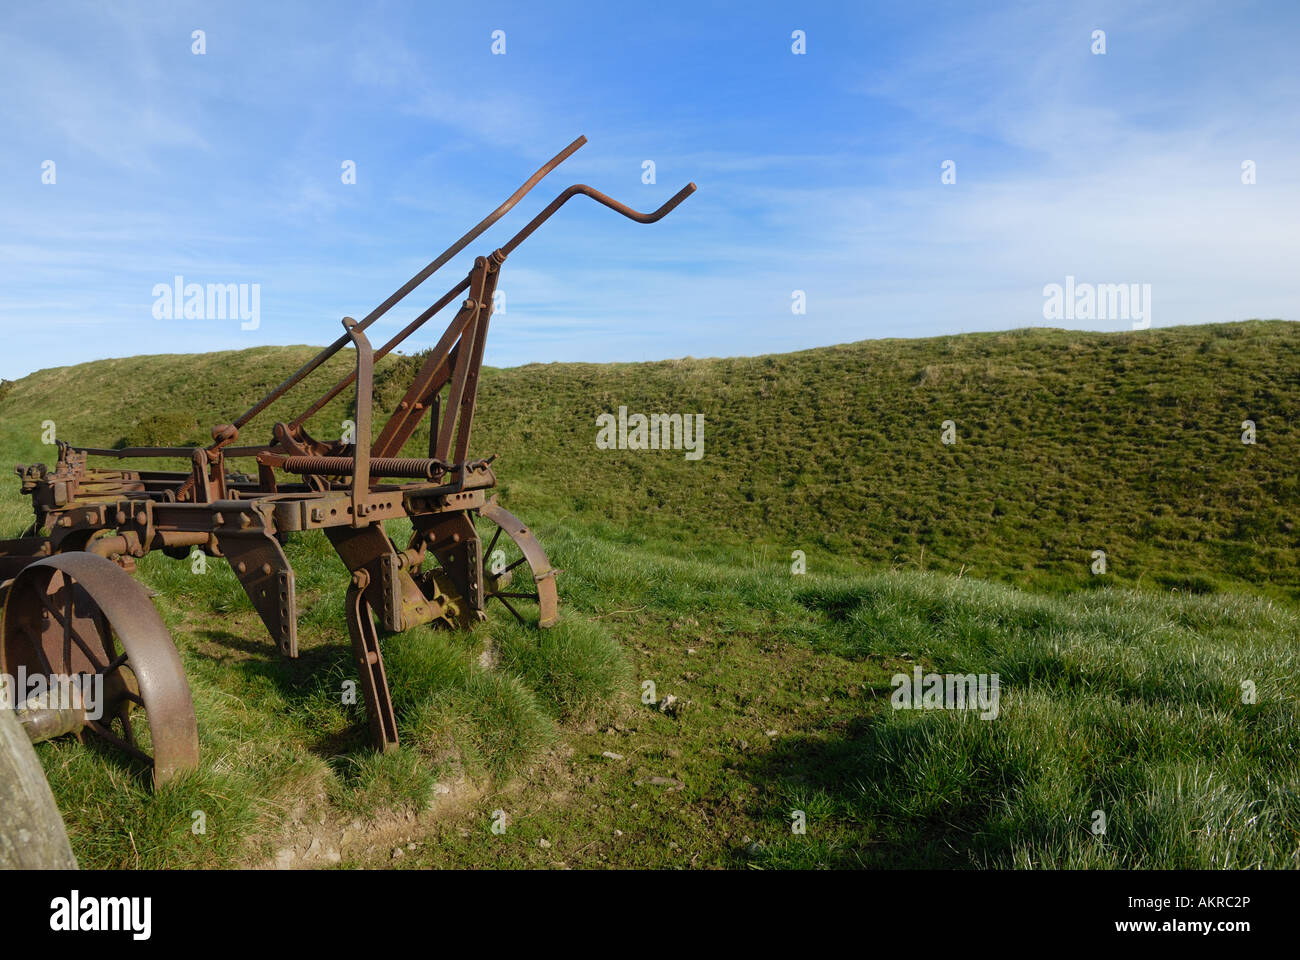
[1, 320, 1297, 868]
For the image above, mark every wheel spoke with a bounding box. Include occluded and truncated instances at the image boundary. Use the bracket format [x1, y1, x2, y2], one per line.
[35, 587, 69, 629]
[19, 623, 54, 675]
[62, 588, 73, 672]
[103, 650, 130, 675]
[68, 631, 107, 671]
[84, 718, 151, 766]
[485, 525, 503, 562]
[35, 584, 106, 670]
[118, 705, 137, 748]
[494, 593, 527, 625]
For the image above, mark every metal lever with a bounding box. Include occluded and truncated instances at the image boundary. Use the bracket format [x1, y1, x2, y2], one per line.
[502, 182, 697, 256]
[342, 316, 372, 526]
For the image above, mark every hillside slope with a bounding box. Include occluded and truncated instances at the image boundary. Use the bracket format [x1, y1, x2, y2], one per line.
[3, 320, 1298, 599]
[2, 321, 1298, 870]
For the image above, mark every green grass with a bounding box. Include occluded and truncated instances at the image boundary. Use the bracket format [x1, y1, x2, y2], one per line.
[1, 320, 1298, 868]
[30, 534, 630, 867]
[5, 321, 1300, 599]
[748, 574, 1299, 868]
[389, 524, 1300, 869]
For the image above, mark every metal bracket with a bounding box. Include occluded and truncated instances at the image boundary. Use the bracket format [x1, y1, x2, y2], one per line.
[220, 531, 298, 657]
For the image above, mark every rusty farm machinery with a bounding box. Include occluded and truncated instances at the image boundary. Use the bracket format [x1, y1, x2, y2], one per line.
[0, 136, 695, 786]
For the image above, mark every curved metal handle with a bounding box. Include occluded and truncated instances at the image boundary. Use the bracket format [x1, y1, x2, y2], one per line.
[502, 181, 697, 256]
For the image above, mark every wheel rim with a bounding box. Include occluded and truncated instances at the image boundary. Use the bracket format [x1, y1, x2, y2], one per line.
[477, 499, 559, 628]
[1, 554, 199, 787]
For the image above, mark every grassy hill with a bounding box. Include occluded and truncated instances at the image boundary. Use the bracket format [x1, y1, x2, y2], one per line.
[478, 319, 1300, 600]
[5, 319, 1300, 598]
[0, 320, 1297, 869]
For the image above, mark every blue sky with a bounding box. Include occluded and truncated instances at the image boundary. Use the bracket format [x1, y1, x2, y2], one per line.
[1, 0, 1298, 380]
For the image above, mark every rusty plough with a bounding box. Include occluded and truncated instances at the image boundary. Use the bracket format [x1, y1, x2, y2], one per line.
[0, 137, 695, 785]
